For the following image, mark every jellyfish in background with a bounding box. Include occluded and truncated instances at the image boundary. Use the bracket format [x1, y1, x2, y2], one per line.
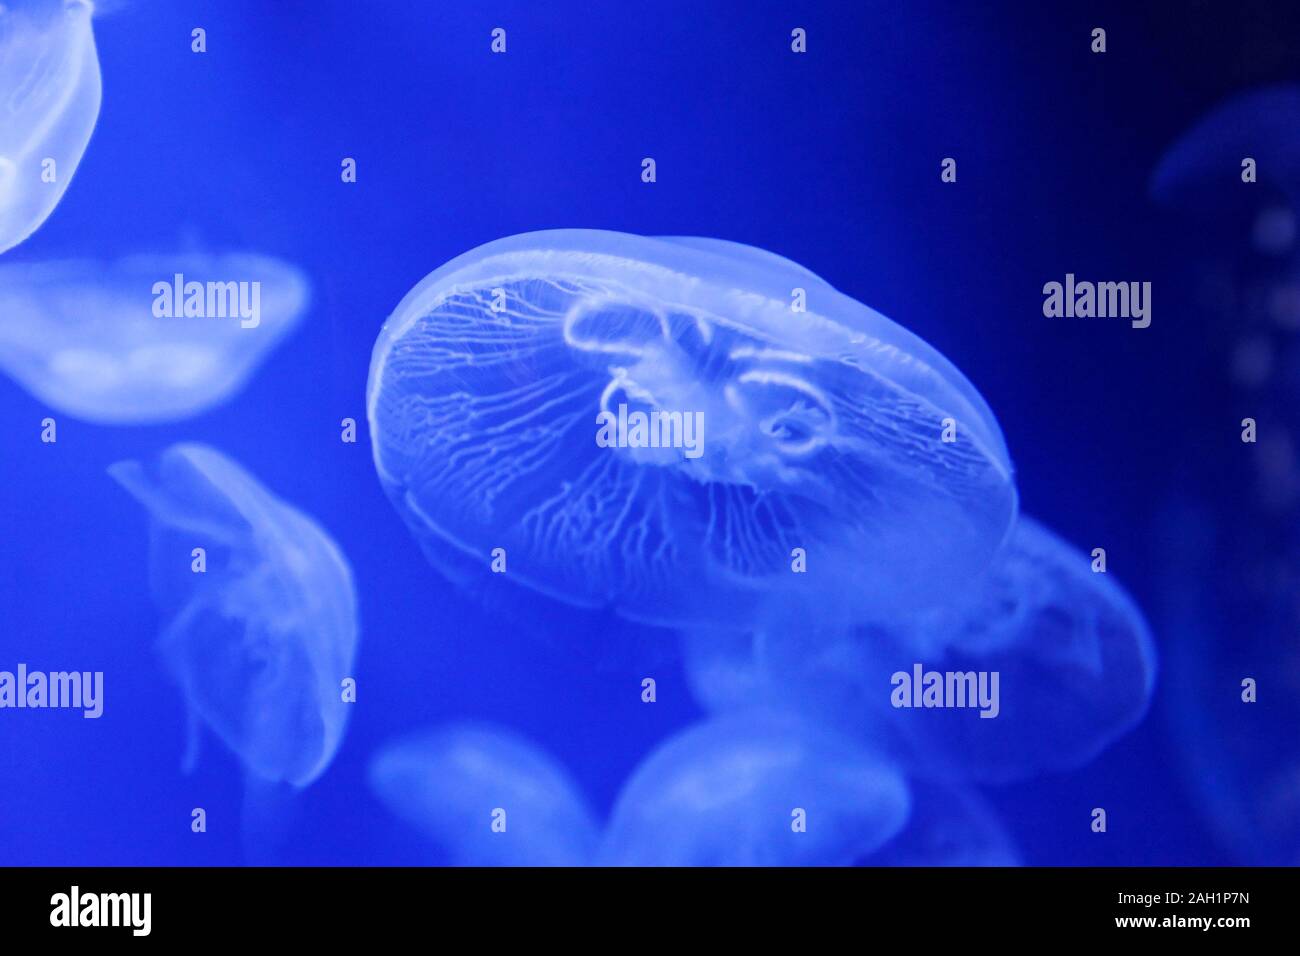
[1151, 86, 1300, 218]
[0, 253, 309, 423]
[1156, 501, 1300, 865]
[684, 516, 1157, 784]
[1151, 86, 1300, 399]
[370, 716, 911, 867]
[109, 443, 359, 789]
[367, 229, 1016, 630]
[369, 725, 601, 867]
[598, 713, 909, 866]
[0, 0, 101, 255]
[1150, 93, 1300, 864]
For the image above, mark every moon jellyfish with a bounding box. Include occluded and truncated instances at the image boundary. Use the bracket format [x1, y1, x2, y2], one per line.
[367, 229, 1016, 628]
[684, 516, 1156, 784]
[108, 443, 358, 788]
[369, 724, 600, 866]
[0, 0, 101, 255]
[598, 713, 909, 866]
[0, 253, 309, 422]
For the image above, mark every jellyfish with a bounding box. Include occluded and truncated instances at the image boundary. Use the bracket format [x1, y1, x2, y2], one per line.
[598, 713, 909, 866]
[0, 0, 101, 255]
[1151, 85, 1300, 268]
[108, 442, 359, 789]
[683, 515, 1157, 784]
[0, 252, 309, 423]
[369, 724, 600, 866]
[1151, 85, 1300, 220]
[367, 229, 1016, 630]
[1152, 87, 1300, 408]
[1156, 500, 1300, 865]
[369, 715, 953, 868]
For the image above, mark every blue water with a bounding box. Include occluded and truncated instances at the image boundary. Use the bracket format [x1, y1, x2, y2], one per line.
[1, 0, 1297, 866]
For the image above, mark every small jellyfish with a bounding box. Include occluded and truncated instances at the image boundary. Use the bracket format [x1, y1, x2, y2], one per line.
[109, 442, 358, 788]
[0, 0, 101, 254]
[369, 724, 600, 866]
[0, 252, 309, 423]
[684, 516, 1157, 784]
[598, 713, 909, 866]
[367, 229, 1016, 629]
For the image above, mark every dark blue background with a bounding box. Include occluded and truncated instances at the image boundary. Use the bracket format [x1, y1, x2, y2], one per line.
[2, 0, 1296, 865]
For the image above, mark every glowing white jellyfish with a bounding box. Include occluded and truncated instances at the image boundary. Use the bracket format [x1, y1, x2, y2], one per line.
[369, 724, 600, 866]
[109, 443, 358, 788]
[367, 229, 1016, 629]
[0, 0, 101, 255]
[370, 716, 910, 867]
[0, 253, 309, 423]
[598, 713, 910, 866]
[684, 516, 1157, 783]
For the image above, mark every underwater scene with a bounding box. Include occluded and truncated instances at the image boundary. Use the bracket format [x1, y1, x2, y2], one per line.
[1, 0, 1297, 867]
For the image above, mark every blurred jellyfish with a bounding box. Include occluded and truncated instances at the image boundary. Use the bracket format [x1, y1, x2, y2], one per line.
[866, 784, 1019, 866]
[0, 0, 101, 255]
[684, 516, 1157, 784]
[367, 229, 1016, 630]
[369, 724, 600, 866]
[109, 443, 358, 789]
[1149, 92, 1300, 864]
[1151, 85, 1300, 226]
[1151, 86, 1300, 482]
[598, 713, 909, 866]
[0, 253, 309, 422]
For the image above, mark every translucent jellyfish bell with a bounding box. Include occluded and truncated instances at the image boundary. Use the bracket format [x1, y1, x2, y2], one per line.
[684, 516, 1157, 783]
[598, 713, 910, 866]
[0, 253, 309, 423]
[367, 229, 1016, 628]
[369, 724, 600, 866]
[109, 443, 358, 787]
[0, 0, 101, 254]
